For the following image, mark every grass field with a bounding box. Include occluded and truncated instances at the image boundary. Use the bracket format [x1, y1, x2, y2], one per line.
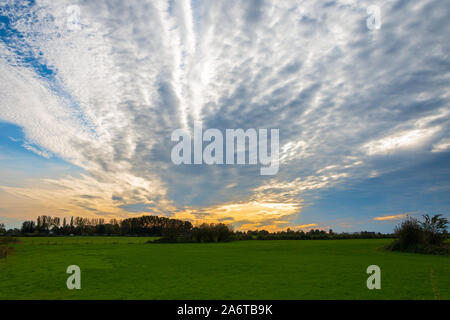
[0, 237, 449, 300]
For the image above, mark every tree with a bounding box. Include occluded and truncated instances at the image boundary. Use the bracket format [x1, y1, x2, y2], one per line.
[191, 223, 233, 242]
[420, 214, 449, 246]
[21, 221, 35, 234]
[36, 215, 52, 233]
[0, 223, 6, 234]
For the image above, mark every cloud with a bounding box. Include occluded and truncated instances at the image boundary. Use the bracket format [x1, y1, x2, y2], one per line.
[373, 213, 413, 221]
[0, 0, 449, 229]
[432, 138, 450, 153]
[172, 200, 300, 230]
[21, 142, 53, 159]
[363, 128, 440, 155]
[293, 224, 318, 229]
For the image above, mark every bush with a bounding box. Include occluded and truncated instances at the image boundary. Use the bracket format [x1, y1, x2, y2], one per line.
[0, 246, 11, 258]
[394, 217, 423, 250]
[0, 237, 18, 259]
[388, 214, 449, 255]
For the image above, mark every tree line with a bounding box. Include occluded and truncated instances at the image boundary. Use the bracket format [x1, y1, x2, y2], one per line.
[18, 215, 194, 237]
[0, 214, 399, 243]
[0, 215, 232, 243]
[234, 228, 393, 240]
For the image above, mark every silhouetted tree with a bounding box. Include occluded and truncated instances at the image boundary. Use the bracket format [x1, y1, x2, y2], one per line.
[21, 221, 35, 234]
[420, 214, 449, 246]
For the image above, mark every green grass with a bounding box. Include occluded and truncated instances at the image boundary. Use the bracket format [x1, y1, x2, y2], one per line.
[0, 237, 449, 299]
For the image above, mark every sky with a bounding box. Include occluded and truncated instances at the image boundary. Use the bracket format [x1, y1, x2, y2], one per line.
[0, 0, 449, 233]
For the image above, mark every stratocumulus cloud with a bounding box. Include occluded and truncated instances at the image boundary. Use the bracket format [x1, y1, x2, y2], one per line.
[0, 0, 449, 231]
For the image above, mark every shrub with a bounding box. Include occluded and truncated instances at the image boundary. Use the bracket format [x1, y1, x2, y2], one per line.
[394, 217, 423, 250]
[388, 214, 449, 255]
[0, 246, 11, 258]
[0, 237, 18, 258]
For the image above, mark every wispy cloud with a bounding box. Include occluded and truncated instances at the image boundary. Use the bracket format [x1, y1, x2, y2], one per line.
[373, 213, 414, 221]
[293, 224, 318, 229]
[0, 0, 449, 230]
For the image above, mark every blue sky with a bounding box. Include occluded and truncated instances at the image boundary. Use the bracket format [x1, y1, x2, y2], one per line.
[0, 0, 449, 232]
[298, 151, 450, 232]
